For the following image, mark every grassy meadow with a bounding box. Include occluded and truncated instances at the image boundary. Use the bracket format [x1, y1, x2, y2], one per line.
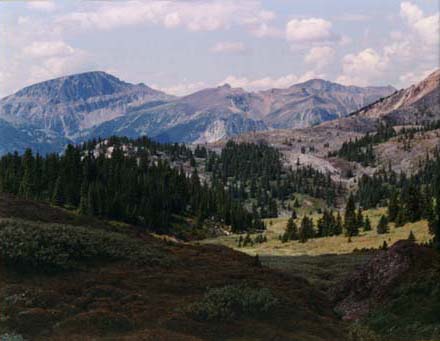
[201, 207, 432, 257]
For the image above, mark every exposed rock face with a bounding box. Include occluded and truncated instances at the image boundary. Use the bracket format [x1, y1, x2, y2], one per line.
[0, 71, 172, 140]
[354, 69, 440, 123]
[86, 84, 268, 144]
[257, 79, 395, 129]
[332, 241, 435, 321]
[0, 71, 394, 154]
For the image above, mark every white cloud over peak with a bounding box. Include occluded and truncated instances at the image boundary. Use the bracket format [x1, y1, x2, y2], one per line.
[156, 81, 207, 96]
[220, 71, 323, 91]
[336, 48, 385, 86]
[304, 46, 335, 69]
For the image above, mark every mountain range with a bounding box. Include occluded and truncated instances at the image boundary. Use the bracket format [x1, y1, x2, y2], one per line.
[0, 71, 396, 154]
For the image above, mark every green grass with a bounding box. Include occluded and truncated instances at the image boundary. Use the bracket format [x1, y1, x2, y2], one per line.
[201, 207, 431, 257]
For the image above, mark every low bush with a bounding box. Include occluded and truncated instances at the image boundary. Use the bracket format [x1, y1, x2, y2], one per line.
[0, 334, 24, 341]
[188, 284, 278, 321]
[0, 220, 169, 271]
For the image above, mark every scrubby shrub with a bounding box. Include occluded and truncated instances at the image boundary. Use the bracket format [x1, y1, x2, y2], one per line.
[188, 284, 278, 321]
[347, 322, 382, 341]
[0, 334, 24, 341]
[0, 220, 168, 271]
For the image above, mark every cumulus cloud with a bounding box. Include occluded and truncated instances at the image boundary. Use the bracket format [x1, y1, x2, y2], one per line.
[286, 18, 338, 45]
[337, 2, 439, 87]
[336, 48, 386, 86]
[304, 46, 335, 69]
[210, 41, 247, 54]
[220, 71, 323, 91]
[400, 2, 439, 46]
[55, 0, 276, 35]
[155, 81, 207, 96]
[399, 68, 438, 86]
[27, 49, 91, 85]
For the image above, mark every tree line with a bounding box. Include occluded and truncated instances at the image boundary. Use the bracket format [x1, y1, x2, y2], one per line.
[0, 136, 264, 234]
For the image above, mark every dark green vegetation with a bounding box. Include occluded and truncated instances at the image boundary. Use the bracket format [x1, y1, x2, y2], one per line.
[0, 137, 342, 237]
[206, 140, 341, 213]
[0, 194, 346, 340]
[187, 284, 278, 321]
[366, 260, 440, 340]
[331, 120, 440, 166]
[330, 122, 396, 166]
[354, 145, 440, 246]
[0, 220, 168, 271]
[0, 136, 265, 235]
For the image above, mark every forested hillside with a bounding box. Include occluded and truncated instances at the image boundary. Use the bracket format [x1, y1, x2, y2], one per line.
[0, 137, 340, 238]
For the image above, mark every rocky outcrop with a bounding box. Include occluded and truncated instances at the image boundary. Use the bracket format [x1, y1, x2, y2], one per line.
[354, 69, 440, 123]
[332, 240, 436, 321]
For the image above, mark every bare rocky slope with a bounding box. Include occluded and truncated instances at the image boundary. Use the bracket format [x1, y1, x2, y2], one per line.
[0, 72, 393, 154]
[220, 69, 440, 181]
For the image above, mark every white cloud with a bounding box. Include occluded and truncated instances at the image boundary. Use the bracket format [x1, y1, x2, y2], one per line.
[55, 0, 276, 36]
[27, 49, 91, 86]
[304, 46, 335, 69]
[337, 2, 439, 87]
[336, 48, 386, 86]
[155, 81, 207, 96]
[400, 2, 423, 24]
[401, 2, 439, 46]
[27, 1, 56, 12]
[220, 71, 323, 91]
[286, 18, 338, 44]
[210, 41, 247, 54]
[23, 40, 75, 58]
[399, 68, 437, 86]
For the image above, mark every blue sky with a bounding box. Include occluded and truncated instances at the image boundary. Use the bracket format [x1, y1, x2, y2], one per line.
[0, 0, 438, 97]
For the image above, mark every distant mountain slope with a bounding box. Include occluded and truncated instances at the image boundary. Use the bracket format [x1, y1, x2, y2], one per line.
[86, 84, 268, 143]
[256, 79, 395, 129]
[353, 69, 440, 123]
[0, 71, 172, 140]
[0, 118, 67, 155]
[0, 71, 396, 153]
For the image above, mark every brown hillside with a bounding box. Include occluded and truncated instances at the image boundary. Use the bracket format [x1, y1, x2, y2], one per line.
[0, 194, 346, 340]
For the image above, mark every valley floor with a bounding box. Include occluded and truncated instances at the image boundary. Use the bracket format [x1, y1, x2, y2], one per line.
[201, 207, 431, 257]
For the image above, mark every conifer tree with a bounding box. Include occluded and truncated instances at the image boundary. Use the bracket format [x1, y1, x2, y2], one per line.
[335, 211, 343, 235]
[428, 192, 440, 250]
[408, 230, 416, 242]
[377, 215, 389, 234]
[299, 215, 314, 243]
[387, 190, 400, 222]
[282, 217, 298, 242]
[356, 208, 364, 229]
[344, 194, 358, 237]
[364, 216, 372, 231]
[51, 176, 64, 206]
[78, 181, 89, 215]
